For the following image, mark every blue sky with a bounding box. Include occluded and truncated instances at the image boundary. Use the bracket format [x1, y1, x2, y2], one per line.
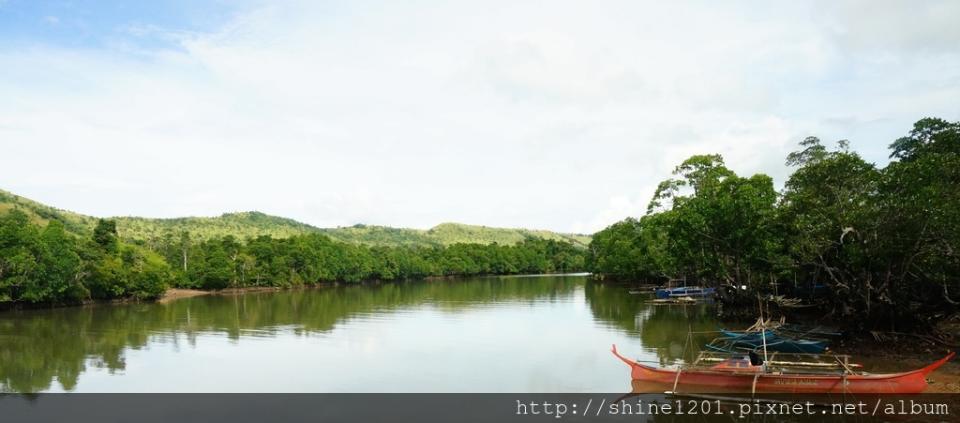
[0, 0, 239, 49]
[1, 1, 958, 232]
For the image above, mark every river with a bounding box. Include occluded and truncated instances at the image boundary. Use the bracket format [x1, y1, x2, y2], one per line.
[0, 274, 724, 393]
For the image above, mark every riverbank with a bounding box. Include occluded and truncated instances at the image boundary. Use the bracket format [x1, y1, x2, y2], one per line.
[156, 273, 587, 303]
[159, 284, 339, 303]
[0, 282, 340, 311]
[835, 339, 960, 393]
[153, 272, 594, 304]
[157, 288, 212, 303]
[842, 315, 959, 392]
[2, 272, 594, 312]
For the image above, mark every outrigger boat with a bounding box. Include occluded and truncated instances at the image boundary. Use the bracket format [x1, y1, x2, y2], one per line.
[611, 344, 955, 394]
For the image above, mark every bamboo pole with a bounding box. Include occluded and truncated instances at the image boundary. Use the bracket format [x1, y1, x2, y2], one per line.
[758, 297, 769, 366]
[696, 357, 861, 368]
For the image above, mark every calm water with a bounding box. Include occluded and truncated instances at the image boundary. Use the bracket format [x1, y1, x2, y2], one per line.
[0, 274, 722, 393]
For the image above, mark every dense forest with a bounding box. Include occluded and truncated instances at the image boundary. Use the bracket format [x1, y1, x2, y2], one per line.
[0, 208, 586, 305]
[588, 117, 960, 329]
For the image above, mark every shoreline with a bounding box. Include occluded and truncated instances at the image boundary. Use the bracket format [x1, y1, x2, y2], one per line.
[157, 272, 593, 302]
[158, 284, 338, 302]
[1, 272, 595, 312]
[834, 342, 960, 393]
[157, 288, 213, 303]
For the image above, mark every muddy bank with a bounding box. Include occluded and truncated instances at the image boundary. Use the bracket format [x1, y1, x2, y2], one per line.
[158, 288, 212, 303]
[835, 339, 960, 393]
[158, 284, 338, 303]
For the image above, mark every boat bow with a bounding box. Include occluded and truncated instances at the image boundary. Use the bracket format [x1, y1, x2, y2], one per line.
[610, 344, 636, 367]
[920, 351, 955, 376]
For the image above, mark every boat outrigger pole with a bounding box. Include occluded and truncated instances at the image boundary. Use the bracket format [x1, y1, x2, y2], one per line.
[758, 297, 768, 366]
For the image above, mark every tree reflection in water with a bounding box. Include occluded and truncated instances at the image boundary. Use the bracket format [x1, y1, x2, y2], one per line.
[0, 275, 719, 392]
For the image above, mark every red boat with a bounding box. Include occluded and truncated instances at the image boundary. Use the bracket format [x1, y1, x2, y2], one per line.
[611, 344, 954, 394]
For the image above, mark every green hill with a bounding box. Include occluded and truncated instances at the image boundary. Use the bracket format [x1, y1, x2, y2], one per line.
[0, 188, 590, 247]
[424, 223, 591, 247]
[319, 223, 590, 247]
[0, 189, 96, 235]
[115, 212, 321, 241]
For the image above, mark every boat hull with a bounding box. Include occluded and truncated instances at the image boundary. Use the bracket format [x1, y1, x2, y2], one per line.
[611, 345, 954, 394]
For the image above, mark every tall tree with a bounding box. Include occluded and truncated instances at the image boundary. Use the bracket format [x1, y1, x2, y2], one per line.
[780, 138, 881, 319]
[93, 219, 118, 253]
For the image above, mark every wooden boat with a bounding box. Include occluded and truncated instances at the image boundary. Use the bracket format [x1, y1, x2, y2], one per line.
[611, 344, 955, 394]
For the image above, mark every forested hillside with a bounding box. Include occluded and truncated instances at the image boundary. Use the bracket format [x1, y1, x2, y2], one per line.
[588, 117, 960, 329]
[324, 222, 590, 247]
[0, 190, 588, 305]
[0, 190, 589, 247]
[0, 210, 586, 304]
[0, 190, 96, 235]
[424, 223, 591, 247]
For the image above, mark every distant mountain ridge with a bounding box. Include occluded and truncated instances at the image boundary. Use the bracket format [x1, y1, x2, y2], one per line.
[0, 188, 590, 247]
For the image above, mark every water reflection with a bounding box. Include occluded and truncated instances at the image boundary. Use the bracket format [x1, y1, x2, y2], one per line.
[0, 275, 719, 392]
[584, 281, 718, 365]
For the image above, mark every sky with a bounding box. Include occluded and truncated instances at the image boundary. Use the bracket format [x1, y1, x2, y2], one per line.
[1, 1, 958, 233]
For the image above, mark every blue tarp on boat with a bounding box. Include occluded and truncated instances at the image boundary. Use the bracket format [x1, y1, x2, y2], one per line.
[654, 286, 716, 299]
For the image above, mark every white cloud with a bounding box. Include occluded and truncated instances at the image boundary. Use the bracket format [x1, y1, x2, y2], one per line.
[1, 0, 958, 233]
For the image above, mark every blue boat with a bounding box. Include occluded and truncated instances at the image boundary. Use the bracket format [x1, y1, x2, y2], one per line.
[654, 286, 716, 299]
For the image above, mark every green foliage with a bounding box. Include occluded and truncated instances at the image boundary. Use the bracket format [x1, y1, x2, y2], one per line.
[589, 117, 960, 329]
[0, 213, 170, 304]
[197, 242, 233, 290]
[117, 212, 320, 245]
[0, 191, 590, 248]
[421, 223, 590, 248]
[0, 210, 42, 302]
[37, 221, 86, 302]
[889, 117, 960, 161]
[779, 138, 881, 312]
[0, 187, 592, 305]
[586, 215, 671, 280]
[596, 153, 785, 287]
[123, 247, 172, 300]
[0, 209, 586, 305]
[161, 233, 585, 290]
[92, 219, 118, 252]
[0, 190, 97, 236]
[779, 123, 960, 326]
